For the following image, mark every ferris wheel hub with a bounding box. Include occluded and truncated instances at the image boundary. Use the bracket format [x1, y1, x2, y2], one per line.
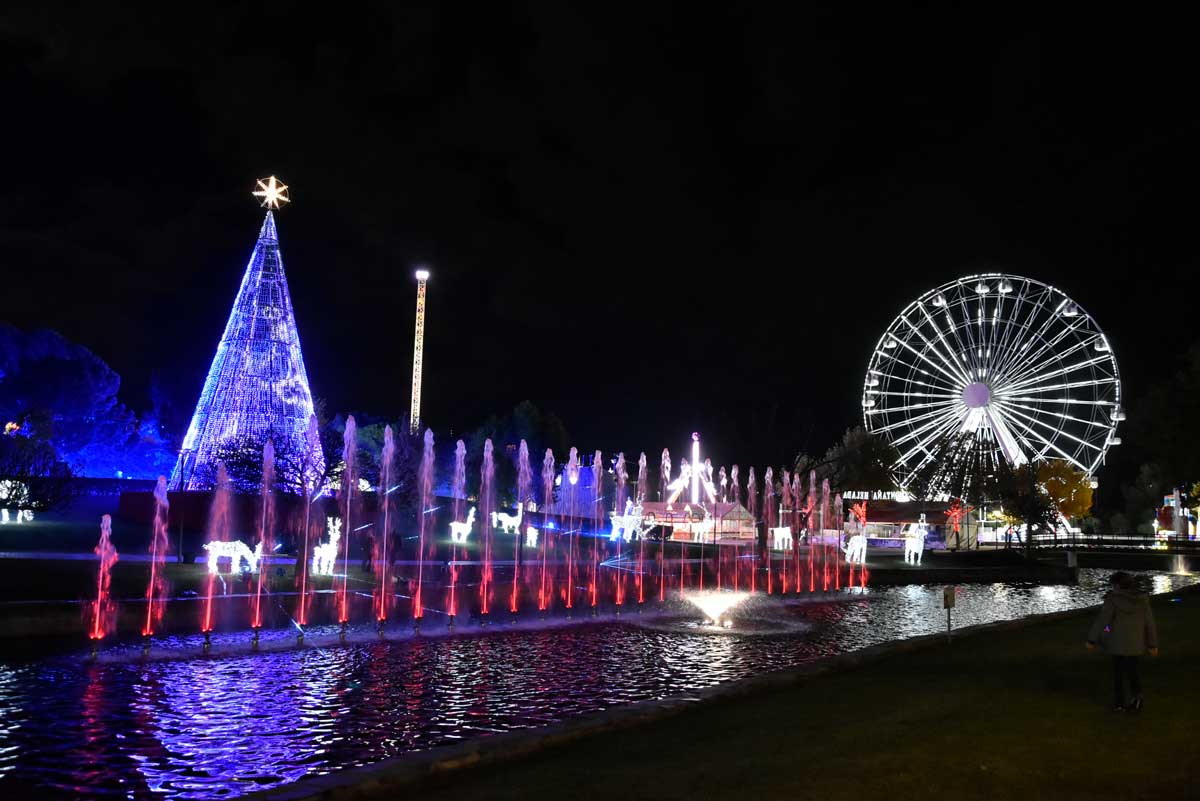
[962, 382, 992, 409]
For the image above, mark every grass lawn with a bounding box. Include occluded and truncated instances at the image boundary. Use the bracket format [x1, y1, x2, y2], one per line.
[401, 590, 1199, 801]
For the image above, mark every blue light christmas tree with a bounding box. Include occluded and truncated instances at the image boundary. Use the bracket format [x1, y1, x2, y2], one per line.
[170, 179, 321, 490]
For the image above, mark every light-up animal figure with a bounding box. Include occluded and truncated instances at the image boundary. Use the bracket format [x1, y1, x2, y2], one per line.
[203, 540, 263, 574]
[449, 507, 476, 545]
[525, 525, 539, 548]
[844, 501, 868, 564]
[904, 515, 927, 565]
[313, 517, 342, 576]
[491, 504, 523, 535]
[770, 526, 793, 551]
[610, 499, 652, 542]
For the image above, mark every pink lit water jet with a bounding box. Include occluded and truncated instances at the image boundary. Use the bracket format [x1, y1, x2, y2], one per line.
[89, 515, 118, 641]
[142, 477, 170, 637]
[512, 439, 532, 614]
[539, 448, 555, 611]
[295, 415, 320, 627]
[448, 440, 466, 621]
[375, 426, 396, 623]
[589, 449, 602, 609]
[479, 438, 495, 616]
[252, 441, 275, 630]
[763, 467, 775, 595]
[338, 416, 357, 625]
[202, 464, 232, 635]
[413, 428, 435, 623]
[746, 467, 757, 593]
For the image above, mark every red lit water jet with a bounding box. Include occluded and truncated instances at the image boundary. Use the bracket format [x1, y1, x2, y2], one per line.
[589, 450, 602, 609]
[511, 439, 532, 615]
[202, 464, 233, 635]
[479, 438, 495, 616]
[763, 468, 775, 595]
[142, 477, 170, 636]
[252, 441, 275, 630]
[448, 440, 466, 621]
[89, 515, 119, 641]
[539, 448, 555, 611]
[746, 467, 757, 593]
[337, 416, 357, 625]
[375, 426, 397, 623]
[413, 428, 435, 622]
[295, 415, 320, 627]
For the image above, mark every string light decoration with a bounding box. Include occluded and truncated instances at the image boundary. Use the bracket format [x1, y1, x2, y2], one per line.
[170, 179, 321, 489]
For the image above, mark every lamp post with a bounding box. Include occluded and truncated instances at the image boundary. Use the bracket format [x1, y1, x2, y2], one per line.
[410, 269, 430, 435]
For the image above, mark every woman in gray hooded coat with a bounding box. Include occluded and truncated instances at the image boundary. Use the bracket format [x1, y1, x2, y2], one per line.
[1087, 572, 1159, 711]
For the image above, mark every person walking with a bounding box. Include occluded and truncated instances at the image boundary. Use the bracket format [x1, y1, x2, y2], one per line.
[1087, 572, 1159, 711]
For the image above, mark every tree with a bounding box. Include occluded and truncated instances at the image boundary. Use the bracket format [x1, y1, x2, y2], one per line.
[0, 430, 76, 510]
[0, 325, 174, 477]
[1037, 460, 1093, 521]
[793, 427, 900, 491]
[993, 461, 1059, 549]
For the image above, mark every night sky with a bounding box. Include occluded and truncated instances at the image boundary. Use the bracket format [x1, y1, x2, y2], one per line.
[1, 6, 1193, 470]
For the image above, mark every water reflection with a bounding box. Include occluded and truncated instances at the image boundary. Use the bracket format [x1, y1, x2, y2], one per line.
[0, 569, 1194, 800]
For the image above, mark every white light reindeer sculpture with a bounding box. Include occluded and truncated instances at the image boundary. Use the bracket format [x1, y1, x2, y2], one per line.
[313, 517, 342, 576]
[449, 507, 477, 544]
[904, 516, 927, 566]
[203, 540, 263, 574]
[491, 504, 523, 535]
[525, 525, 539, 548]
[609, 499, 654, 542]
[770, 526, 793, 551]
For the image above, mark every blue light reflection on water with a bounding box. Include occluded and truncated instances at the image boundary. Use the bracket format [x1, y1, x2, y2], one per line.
[0, 569, 1193, 799]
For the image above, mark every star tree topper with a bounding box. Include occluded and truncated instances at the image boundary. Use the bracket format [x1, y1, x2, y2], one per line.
[253, 175, 290, 209]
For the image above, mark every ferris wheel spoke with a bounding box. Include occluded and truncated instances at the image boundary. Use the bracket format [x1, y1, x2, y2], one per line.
[998, 354, 1114, 395]
[890, 405, 965, 451]
[989, 397, 1115, 406]
[895, 409, 968, 464]
[989, 287, 1059, 381]
[993, 400, 1105, 454]
[877, 345, 966, 393]
[994, 335, 1098, 391]
[986, 282, 1033, 376]
[904, 308, 974, 386]
[992, 307, 1089, 388]
[871, 391, 963, 399]
[869, 401, 962, 433]
[989, 404, 1090, 472]
[996, 377, 1117, 397]
[999, 400, 1115, 431]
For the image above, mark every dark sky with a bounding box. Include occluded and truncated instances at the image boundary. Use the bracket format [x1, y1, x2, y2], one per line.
[1, 6, 1193, 470]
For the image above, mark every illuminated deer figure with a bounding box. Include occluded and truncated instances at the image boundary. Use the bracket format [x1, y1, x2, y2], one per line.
[313, 517, 342, 576]
[203, 540, 263, 574]
[904, 514, 928, 565]
[844, 502, 868, 565]
[525, 525, 539, 548]
[770, 526, 793, 550]
[449, 507, 476, 545]
[491, 504, 523, 535]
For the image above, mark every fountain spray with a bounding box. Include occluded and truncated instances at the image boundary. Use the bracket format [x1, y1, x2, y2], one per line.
[448, 440, 466, 625]
[252, 441, 275, 639]
[202, 463, 233, 648]
[565, 447, 579, 612]
[512, 439, 531, 616]
[636, 452, 647, 605]
[590, 449, 603, 612]
[338, 416, 357, 632]
[479, 438, 495, 618]
[89, 515, 119, 651]
[413, 428, 435, 628]
[539, 448, 555, 612]
[746, 467, 757, 593]
[763, 468, 775, 594]
[374, 426, 396, 627]
[296, 415, 320, 635]
[142, 476, 170, 644]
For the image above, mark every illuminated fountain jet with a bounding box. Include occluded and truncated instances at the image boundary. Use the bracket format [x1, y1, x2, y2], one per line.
[685, 590, 750, 628]
[664, 433, 718, 508]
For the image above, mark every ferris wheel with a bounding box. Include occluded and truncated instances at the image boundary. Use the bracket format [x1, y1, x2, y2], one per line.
[863, 273, 1123, 491]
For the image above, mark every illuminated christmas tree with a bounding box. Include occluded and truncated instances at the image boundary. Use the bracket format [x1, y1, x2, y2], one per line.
[170, 178, 322, 490]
